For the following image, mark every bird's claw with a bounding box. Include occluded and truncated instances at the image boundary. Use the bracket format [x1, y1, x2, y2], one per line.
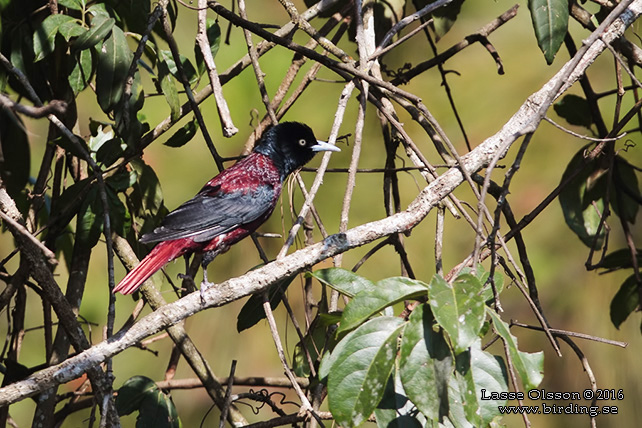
[199, 281, 214, 304]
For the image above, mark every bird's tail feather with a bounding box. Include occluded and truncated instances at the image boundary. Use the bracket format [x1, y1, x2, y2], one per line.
[114, 241, 184, 295]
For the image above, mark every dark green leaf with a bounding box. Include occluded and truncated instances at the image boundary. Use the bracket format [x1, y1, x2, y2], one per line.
[399, 304, 451, 422]
[95, 25, 132, 113]
[308, 268, 376, 297]
[292, 315, 337, 377]
[374, 372, 425, 428]
[129, 159, 164, 217]
[116, 376, 158, 415]
[323, 317, 405, 427]
[195, 19, 221, 76]
[76, 186, 102, 248]
[157, 51, 180, 121]
[338, 277, 428, 333]
[96, 137, 124, 167]
[164, 117, 199, 148]
[107, 187, 131, 237]
[559, 147, 607, 248]
[108, 0, 150, 34]
[612, 157, 640, 224]
[451, 350, 481, 426]
[53, 134, 90, 159]
[106, 170, 137, 192]
[469, 340, 509, 426]
[88, 125, 115, 152]
[73, 15, 115, 51]
[116, 376, 180, 428]
[33, 14, 77, 62]
[0, 109, 30, 199]
[528, 0, 570, 64]
[159, 49, 198, 87]
[137, 385, 181, 428]
[487, 309, 544, 390]
[418, 0, 465, 40]
[51, 178, 93, 222]
[68, 49, 93, 94]
[236, 274, 296, 332]
[610, 275, 640, 329]
[59, 19, 86, 41]
[58, 0, 85, 10]
[554, 94, 593, 128]
[600, 248, 642, 273]
[428, 274, 485, 354]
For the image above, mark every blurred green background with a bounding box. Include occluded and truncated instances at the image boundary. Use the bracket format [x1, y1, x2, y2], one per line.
[2, 0, 641, 426]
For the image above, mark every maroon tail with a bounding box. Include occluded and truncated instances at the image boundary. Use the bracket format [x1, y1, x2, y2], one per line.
[114, 241, 185, 295]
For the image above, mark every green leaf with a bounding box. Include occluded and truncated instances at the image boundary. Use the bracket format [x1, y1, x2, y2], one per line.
[478, 268, 505, 304]
[159, 49, 198, 88]
[76, 186, 102, 248]
[236, 274, 296, 332]
[323, 317, 405, 427]
[95, 25, 132, 113]
[116, 376, 180, 428]
[88, 125, 114, 153]
[451, 351, 481, 427]
[423, 0, 465, 40]
[96, 137, 125, 167]
[528, 0, 570, 64]
[374, 371, 425, 428]
[308, 268, 376, 297]
[164, 117, 199, 148]
[612, 157, 640, 224]
[559, 147, 607, 248]
[129, 159, 165, 217]
[610, 275, 640, 329]
[33, 14, 77, 62]
[157, 51, 180, 122]
[53, 134, 90, 161]
[338, 277, 428, 333]
[73, 15, 115, 51]
[137, 386, 181, 428]
[0, 109, 30, 199]
[469, 340, 509, 426]
[59, 19, 86, 41]
[399, 304, 451, 422]
[428, 274, 485, 354]
[292, 315, 338, 377]
[106, 170, 137, 193]
[58, 0, 85, 10]
[600, 248, 642, 273]
[487, 309, 544, 390]
[106, 187, 131, 238]
[195, 19, 221, 76]
[68, 49, 93, 95]
[554, 94, 593, 128]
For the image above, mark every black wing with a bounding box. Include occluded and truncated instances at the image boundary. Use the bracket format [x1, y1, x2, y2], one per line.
[140, 184, 276, 243]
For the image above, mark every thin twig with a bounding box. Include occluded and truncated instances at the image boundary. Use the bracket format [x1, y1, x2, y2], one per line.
[197, 0, 238, 137]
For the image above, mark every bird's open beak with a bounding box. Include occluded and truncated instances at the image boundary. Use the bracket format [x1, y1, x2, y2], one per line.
[312, 140, 341, 152]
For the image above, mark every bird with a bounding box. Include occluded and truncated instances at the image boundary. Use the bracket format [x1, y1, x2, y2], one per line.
[113, 122, 340, 295]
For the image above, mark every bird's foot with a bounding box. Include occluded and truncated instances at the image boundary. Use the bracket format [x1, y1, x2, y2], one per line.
[199, 281, 214, 304]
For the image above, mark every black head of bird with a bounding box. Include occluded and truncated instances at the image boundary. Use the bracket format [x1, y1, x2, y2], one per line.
[254, 122, 340, 179]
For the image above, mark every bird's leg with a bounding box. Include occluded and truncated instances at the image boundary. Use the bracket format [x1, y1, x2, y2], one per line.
[177, 254, 193, 281]
[199, 250, 219, 302]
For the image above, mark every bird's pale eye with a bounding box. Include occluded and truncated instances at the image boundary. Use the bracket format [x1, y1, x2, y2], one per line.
[298, 138, 307, 147]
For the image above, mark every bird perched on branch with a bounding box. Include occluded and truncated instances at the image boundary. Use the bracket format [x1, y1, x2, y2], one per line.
[114, 122, 340, 295]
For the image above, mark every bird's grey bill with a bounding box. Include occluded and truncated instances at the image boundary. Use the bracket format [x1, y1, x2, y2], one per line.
[312, 140, 341, 152]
